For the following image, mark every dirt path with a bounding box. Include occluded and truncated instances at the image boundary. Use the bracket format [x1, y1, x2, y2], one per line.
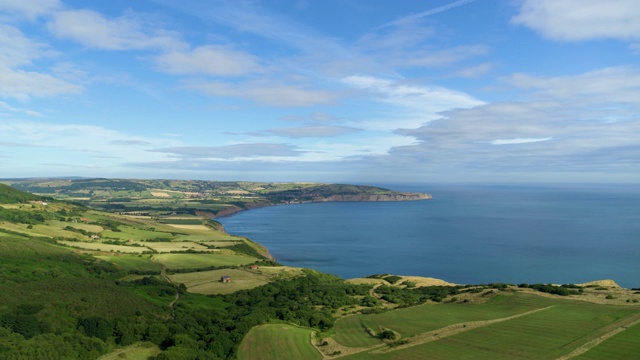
[555, 314, 640, 360]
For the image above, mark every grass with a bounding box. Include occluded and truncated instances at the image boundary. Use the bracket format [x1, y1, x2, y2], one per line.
[575, 320, 640, 359]
[168, 268, 270, 295]
[238, 324, 322, 360]
[97, 342, 161, 360]
[152, 253, 256, 269]
[333, 293, 552, 348]
[58, 240, 149, 253]
[96, 254, 162, 273]
[338, 294, 640, 360]
[143, 241, 214, 253]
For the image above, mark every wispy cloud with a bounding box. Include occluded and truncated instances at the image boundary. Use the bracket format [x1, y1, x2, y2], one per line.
[377, 0, 476, 29]
[0, 0, 61, 20]
[47, 9, 185, 51]
[491, 137, 552, 145]
[154, 45, 262, 76]
[150, 143, 301, 159]
[188, 81, 337, 107]
[267, 125, 361, 138]
[513, 0, 640, 41]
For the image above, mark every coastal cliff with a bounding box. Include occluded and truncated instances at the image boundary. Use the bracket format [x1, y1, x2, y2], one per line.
[320, 192, 432, 202]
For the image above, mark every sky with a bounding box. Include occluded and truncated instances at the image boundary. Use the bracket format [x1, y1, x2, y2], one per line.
[0, 0, 639, 184]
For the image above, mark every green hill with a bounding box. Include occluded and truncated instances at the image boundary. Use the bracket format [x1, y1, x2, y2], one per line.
[0, 183, 43, 204]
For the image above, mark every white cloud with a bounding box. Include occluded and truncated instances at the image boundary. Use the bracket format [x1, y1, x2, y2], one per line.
[491, 137, 552, 145]
[0, 25, 52, 68]
[155, 45, 261, 76]
[189, 81, 336, 107]
[47, 9, 185, 51]
[513, 0, 640, 41]
[455, 62, 496, 78]
[389, 67, 640, 172]
[151, 143, 301, 159]
[267, 125, 361, 138]
[343, 75, 484, 112]
[0, 25, 79, 99]
[0, 101, 42, 117]
[0, 67, 81, 99]
[0, 121, 179, 165]
[0, 0, 60, 19]
[507, 67, 640, 104]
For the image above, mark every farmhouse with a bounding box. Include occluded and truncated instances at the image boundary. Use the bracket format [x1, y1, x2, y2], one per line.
[250, 264, 259, 270]
[221, 275, 231, 283]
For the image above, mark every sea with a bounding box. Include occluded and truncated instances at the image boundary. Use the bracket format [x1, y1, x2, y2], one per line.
[219, 184, 640, 288]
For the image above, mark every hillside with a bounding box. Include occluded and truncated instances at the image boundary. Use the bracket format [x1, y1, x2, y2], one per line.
[0, 183, 44, 204]
[0, 184, 638, 359]
[4, 178, 431, 217]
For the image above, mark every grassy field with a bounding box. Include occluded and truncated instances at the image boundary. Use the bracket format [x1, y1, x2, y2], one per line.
[328, 292, 640, 360]
[168, 268, 270, 295]
[58, 240, 149, 253]
[96, 254, 162, 273]
[143, 241, 215, 253]
[333, 293, 552, 348]
[152, 253, 255, 269]
[238, 324, 322, 360]
[575, 320, 640, 359]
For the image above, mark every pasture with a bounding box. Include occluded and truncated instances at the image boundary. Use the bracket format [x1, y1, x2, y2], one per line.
[152, 253, 255, 269]
[96, 254, 162, 273]
[238, 324, 322, 360]
[58, 240, 149, 253]
[168, 268, 270, 295]
[333, 293, 551, 348]
[575, 319, 640, 359]
[143, 241, 215, 253]
[326, 292, 640, 360]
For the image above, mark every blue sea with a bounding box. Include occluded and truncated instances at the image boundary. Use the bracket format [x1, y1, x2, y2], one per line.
[219, 184, 640, 288]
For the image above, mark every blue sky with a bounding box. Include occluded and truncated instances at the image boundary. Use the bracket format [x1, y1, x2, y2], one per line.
[0, 0, 639, 184]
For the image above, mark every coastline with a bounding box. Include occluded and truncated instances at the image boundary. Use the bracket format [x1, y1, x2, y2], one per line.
[212, 191, 432, 219]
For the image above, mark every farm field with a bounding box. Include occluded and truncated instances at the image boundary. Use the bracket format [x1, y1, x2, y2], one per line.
[58, 240, 149, 253]
[152, 253, 256, 269]
[168, 268, 271, 295]
[323, 293, 640, 360]
[575, 319, 640, 359]
[96, 254, 162, 273]
[143, 241, 215, 253]
[333, 293, 552, 348]
[238, 324, 322, 360]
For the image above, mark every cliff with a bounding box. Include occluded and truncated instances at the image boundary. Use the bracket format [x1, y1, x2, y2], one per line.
[318, 192, 432, 202]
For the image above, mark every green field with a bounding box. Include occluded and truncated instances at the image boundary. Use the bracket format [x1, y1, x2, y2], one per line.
[332, 293, 640, 360]
[334, 293, 551, 348]
[143, 241, 215, 253]
[96, 254, 162, 273]
[575, 320, 640, 359]
[238, 324, 322, 360]
[168, 268, 270, 295]
[152, 253, 256, 269]
[58, 240, 149, 253]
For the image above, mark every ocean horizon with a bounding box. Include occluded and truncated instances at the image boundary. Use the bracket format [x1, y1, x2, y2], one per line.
[220, 183, 640, 288]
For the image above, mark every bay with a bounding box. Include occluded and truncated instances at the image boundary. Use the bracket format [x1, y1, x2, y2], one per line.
[219, 184, 640, 288]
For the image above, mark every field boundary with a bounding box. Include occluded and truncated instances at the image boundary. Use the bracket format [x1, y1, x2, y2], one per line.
[555, 314, 640, 360]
